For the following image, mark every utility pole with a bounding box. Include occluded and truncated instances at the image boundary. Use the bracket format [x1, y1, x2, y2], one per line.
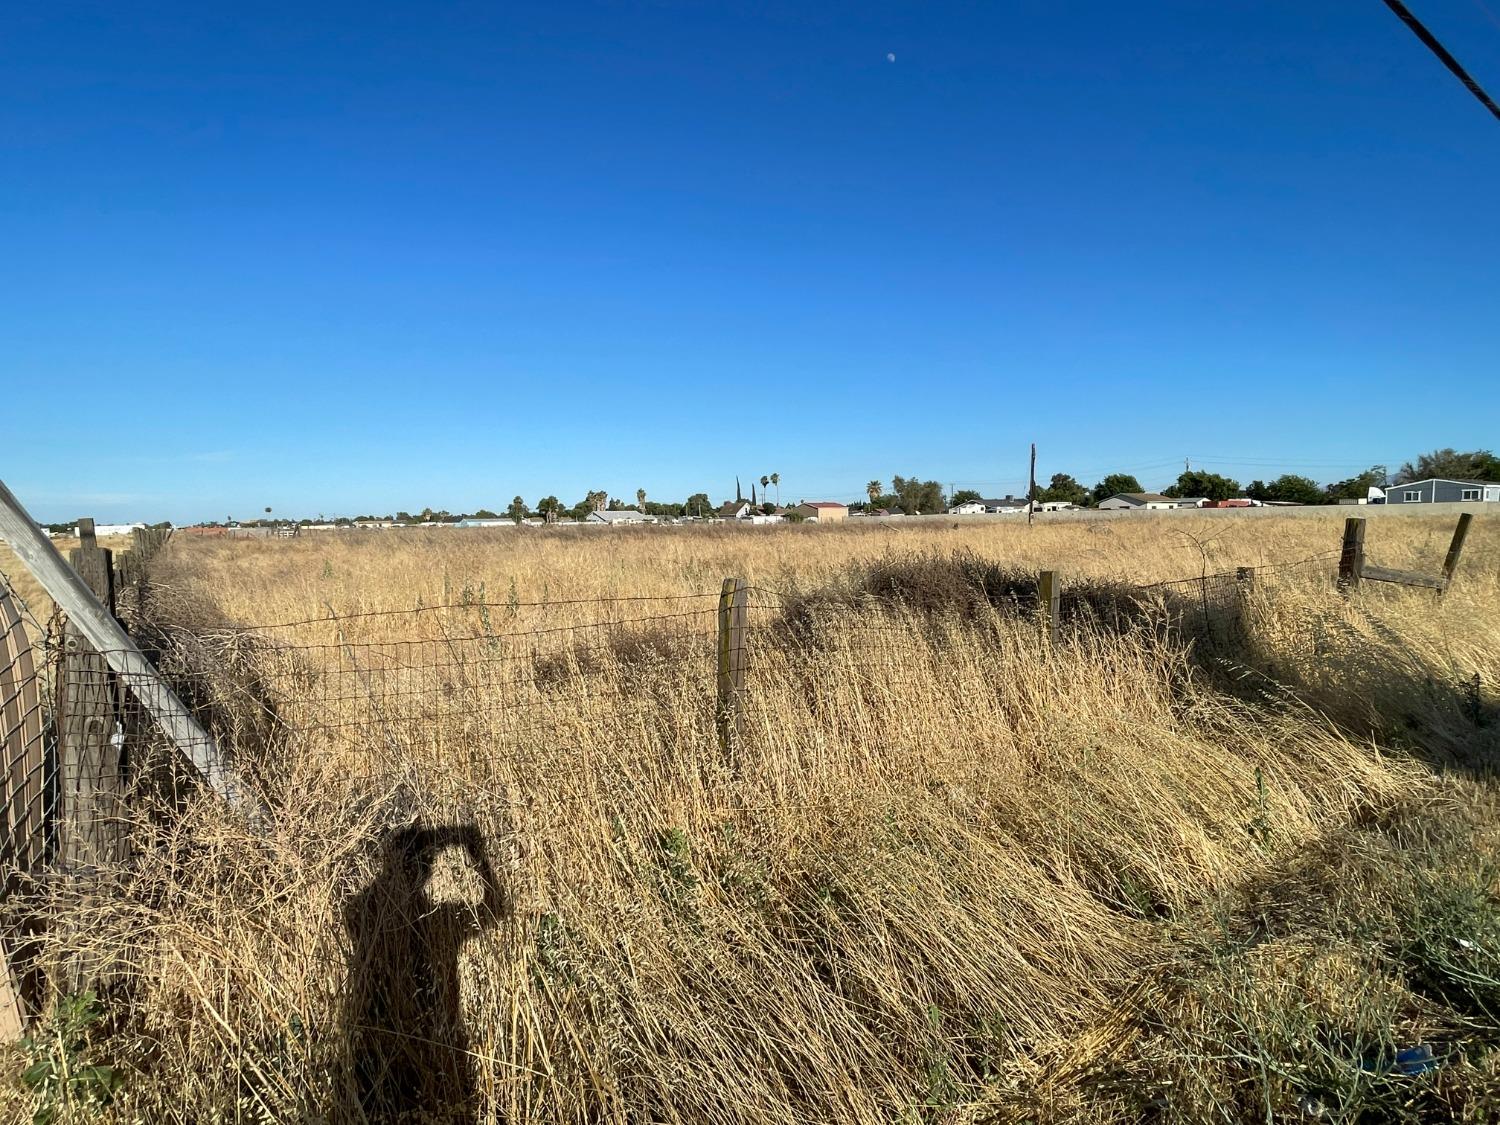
[1028, 443, 1037, 528]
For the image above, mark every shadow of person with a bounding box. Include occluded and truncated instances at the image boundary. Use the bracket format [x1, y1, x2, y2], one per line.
[343, 823, 505, 1124]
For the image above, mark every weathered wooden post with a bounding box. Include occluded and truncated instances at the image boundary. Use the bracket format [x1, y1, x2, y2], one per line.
[1440, 512, 1473, 594]
[1038, 570, 1061, 645]
[716, 578, 748, 754]
[1338, 517, 1366, 592]
[60, 518, 128, 869]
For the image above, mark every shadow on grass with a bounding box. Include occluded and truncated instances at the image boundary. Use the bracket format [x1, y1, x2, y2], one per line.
[342, 823, 508, 1124]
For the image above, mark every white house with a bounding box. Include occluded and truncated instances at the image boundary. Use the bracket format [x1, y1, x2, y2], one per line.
[586, 509, 656, 525]
[1097, 493, 1183, 511]
[1035, 501, 1081, 513]
[949, 500, 987, 515]
[985, 497, 1031, 514]
[717, 500, 752, 520]
[455, 518, 518, 528]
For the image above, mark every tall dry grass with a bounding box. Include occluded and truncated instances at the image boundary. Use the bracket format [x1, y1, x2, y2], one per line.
[2, 512, 1497, 1122]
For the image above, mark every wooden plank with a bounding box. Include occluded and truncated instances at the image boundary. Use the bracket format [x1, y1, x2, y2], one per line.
[1441, 512, 1473, 590]
[0, 479, 260, 815]
[0, 588, 49, 875]
[1039, 570, 1060, 645]
[1361, 564, 1447, 590]
[1338, 517, 1366, 591]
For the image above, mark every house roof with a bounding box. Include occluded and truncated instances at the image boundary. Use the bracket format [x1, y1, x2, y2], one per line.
[718, 500, 749, 515]
[1392, 477, 1495, 488]
[1106, 492, 1175, 504]
[799, 501, 846, 509]
[588, 509, 650, 522]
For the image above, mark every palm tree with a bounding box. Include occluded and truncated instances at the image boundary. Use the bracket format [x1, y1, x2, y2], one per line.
[866, 480, 883, 507]
[769, 472, 780, 508]
[759, 475, 770, 503]
[636, 487, 646, 512]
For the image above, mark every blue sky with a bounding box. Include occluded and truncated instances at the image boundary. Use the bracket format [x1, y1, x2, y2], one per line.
[4, 1, 1498, 522]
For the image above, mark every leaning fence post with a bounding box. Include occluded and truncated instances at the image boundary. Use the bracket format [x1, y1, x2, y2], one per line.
[1338, 517, 1366, 592]
[716, 578, 748, 753]
[1038, 570, 1060, 645]
[1439, 512, 1473, 594]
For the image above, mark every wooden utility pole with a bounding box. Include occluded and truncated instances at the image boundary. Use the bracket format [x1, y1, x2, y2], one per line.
[1028, 443, 1037, 528]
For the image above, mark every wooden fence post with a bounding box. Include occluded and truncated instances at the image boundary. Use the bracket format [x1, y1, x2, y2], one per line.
[1338, 517, 1366, 592]
[1038, 570, 1060, 645]
[0, 480, 262, 817]
[716, 578, 748, 753]
[1440, 512, 1473, 593]
[60, 518, 128, 870]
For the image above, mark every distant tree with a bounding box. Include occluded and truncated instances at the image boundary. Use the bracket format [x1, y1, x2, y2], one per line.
[584, 490, 608, 513]
[1038, 473, 1089, 506]
[760, 502, 776, 515]
[1246, 474, 1323, 505]
[395, 511, 414, 523]
[684, 492, 711, 517]
[769, 472, 780, 507]
[1324, 465, 1389, 503]
[1090, 474, 1145, 505]
[536, 496, 562, 522]
[1163, 470, 1240, 502]
[889, 475, 946, 515]
[759, 475, 770, 503]
[951, 488, 983, 506]
[636, 487, 647, 511]
[471, 509, 499, 519]
[866, 480, 883, 506]
[1395, 448, 1500, 484]
[507, 496, 528, 522]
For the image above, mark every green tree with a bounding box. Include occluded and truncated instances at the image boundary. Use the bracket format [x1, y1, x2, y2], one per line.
[507, 496, 528, 522]
[1163, 470, 1240, 502]
[769, 472, 780, 507]
[890, 475, 946, 515]
[1038, 473, 1088, 506]
[536, 496, 562, 522]
[636, 487, 647, 511]
[1090, 474, 1145, 505]
[471, 509, 499, 519]
[866, 480, 883, 506]
[1246, 474, 1323, 505]
[1324, 465, 1389, 503]
[1396, 448, 1500, 484]
[951, 489, 982, 506]
[684, 492, 711, 518]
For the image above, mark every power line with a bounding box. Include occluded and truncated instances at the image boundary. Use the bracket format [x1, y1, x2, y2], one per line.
[1382, 0, 1500, 122]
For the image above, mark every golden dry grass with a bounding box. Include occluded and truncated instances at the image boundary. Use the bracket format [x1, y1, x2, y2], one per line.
[3, 511, 1497, 1123]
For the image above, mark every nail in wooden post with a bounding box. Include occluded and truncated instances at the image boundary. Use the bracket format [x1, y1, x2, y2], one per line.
[1338, 517, 1366, 592]
[1439, 512, 1473, 594]
[1039, 570, 1060, 645]
[716, 578, 748, 753]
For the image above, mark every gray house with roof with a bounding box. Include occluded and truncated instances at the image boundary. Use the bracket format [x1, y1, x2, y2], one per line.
[1386, 478, 1500, 505]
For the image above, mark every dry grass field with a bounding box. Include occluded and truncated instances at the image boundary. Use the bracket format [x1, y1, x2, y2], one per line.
[3, 511, 1498, 1123]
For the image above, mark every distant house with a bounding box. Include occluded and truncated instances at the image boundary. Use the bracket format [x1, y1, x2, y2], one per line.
[1035, 501, 1080, 513]
[455, 518, 517, 528]
[985, 497, 1031, 514]
[949, 500, 987, 515]
[1097, 493, 1183, 511]
[586, 509, 656, 525]
[1386, 478, 1500, 505]
[795, 501, 848, 522]
[90, 522, 146, 537]
[718, 500, 752, 520]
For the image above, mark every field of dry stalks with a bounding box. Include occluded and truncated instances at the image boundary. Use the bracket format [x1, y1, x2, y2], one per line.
[4, 511, 1498, 1123]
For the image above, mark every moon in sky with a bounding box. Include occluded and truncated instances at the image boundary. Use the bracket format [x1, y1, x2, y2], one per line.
[887, 52, 896, 62]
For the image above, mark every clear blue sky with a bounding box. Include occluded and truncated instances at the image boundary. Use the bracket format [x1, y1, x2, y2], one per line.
[4, 1, 1498, 522]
